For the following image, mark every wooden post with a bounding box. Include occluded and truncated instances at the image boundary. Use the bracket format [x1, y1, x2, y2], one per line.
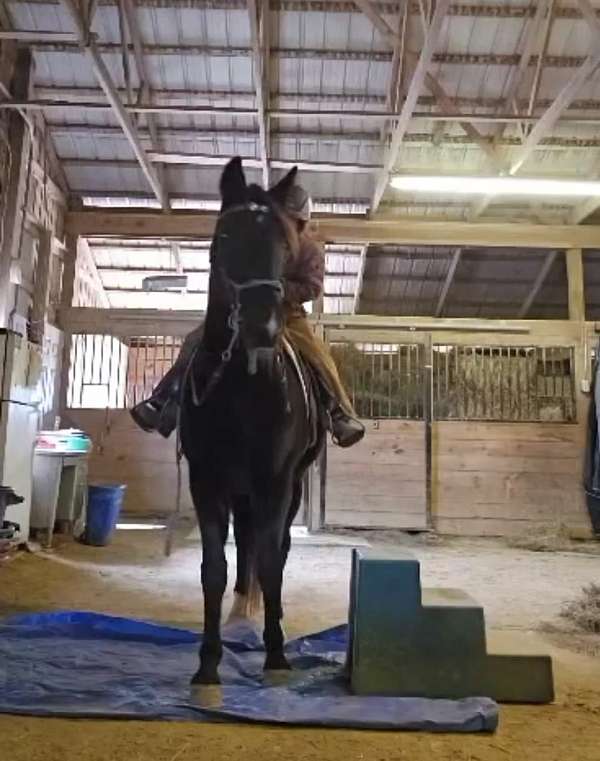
[566, 247, 585, 322]
[0, 48, 32, 327]
[30, 227, 53, 344]
[58, 233, 78, 413]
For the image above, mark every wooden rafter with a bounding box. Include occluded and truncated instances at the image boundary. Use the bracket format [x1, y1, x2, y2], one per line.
[116, 0, 134, 107]
[468, 0, 553, 221]
[470, 2, 600, 222]
[568, 0, 600, 224]
[526, 0, 555, 117]
[60, 0, 166, 207]
[371, 0, 451, 212]
[248, 0, 270, 187]
[434, 248, 461, 317]
[517, 250, 558, 318]
[382, 0, 408, 143]
[352, 245, 368, 313]
[13, 98, 600, 128]
[120, 0, 168, 209]
[352, 0, 398, 49]
[352, 0, 501, 172]
[65, 210, 600, 249]
[510, 54, 600, 176]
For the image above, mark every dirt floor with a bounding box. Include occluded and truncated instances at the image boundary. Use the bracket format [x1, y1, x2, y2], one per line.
[1, 525, 600, 760]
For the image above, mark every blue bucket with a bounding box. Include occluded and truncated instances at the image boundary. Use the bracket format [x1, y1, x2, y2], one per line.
[84, 484, 126, 546]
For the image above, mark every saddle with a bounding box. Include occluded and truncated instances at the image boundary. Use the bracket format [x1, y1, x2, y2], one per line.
[281, 337, 325, 451]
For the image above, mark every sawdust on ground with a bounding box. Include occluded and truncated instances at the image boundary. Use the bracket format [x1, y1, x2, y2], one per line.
[1, 530, 600, 761]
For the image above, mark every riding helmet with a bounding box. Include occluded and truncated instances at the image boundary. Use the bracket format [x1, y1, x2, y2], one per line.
[285, 185, 311, 222]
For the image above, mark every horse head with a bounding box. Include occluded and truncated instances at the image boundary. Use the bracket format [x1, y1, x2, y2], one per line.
[211, 157, 299, 374]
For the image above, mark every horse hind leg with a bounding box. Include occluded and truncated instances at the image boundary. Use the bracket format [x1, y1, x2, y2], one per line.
[228, 496, 262, 623]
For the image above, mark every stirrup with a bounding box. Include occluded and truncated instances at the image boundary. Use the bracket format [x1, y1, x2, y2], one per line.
[330, 410, 365, 448]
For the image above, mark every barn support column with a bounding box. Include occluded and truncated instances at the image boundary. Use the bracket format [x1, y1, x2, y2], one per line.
[566, 247, 585, 322]
[58, 232, 78, 414]
[0, 48, 32, 327]
[29, 227, 53, 344]
[565, 247, 589, 439]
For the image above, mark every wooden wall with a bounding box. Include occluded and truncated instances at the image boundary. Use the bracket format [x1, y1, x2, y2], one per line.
[325, 420, 427, 530]
[66, 409, 194, 518]
[61, 318, 595, 538]
[432, 421, 589, 537]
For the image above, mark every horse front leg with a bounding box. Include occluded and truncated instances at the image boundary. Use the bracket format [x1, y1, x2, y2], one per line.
[255, 477, 295, 672]
[190, 483, 229, 685]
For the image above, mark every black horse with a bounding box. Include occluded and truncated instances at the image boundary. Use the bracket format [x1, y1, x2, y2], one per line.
[180, 157, 325, 684]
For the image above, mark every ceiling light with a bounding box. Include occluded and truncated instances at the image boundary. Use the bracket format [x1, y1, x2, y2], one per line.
[390, 175, 600, 198]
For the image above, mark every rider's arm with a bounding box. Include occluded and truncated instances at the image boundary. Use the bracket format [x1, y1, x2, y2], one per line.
[284, 235, 324, 305]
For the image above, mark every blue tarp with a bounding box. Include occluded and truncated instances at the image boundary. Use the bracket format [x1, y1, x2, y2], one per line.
[0, 611, 498, 731]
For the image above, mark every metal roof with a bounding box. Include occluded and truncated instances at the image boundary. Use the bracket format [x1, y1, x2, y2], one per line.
[6, 0, 600, 215]
[4, 0, 600, 314]
[359, 245, 569, 318]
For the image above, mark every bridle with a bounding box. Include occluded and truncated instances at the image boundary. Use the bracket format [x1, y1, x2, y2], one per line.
[189, 201, 285, 406]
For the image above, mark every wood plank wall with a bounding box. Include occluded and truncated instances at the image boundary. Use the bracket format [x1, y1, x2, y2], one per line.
[325, 420, 427, 530]
[433, 421, 589, 536]
[63, 318, 596, 538]
[66, 409, 194, 518]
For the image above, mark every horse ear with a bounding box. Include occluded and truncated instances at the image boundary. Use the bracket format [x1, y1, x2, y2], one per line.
[269, 167, 298, 206]
[220, 157, 247, 208]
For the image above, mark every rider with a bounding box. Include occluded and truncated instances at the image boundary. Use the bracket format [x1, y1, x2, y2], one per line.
[130, 185, 365, 448]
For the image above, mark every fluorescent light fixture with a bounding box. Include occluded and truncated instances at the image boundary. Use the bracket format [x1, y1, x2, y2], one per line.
[390, 175, 600, 198]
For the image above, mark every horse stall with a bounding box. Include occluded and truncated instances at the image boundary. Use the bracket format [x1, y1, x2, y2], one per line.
[59, 307, 591, 541]
[2, 1, 600, 757]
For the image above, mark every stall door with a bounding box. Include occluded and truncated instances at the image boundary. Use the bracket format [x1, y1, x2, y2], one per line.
[324, 340, 429, 530]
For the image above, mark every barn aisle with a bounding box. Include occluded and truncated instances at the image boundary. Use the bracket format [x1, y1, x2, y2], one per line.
[2, 530, 599, 761]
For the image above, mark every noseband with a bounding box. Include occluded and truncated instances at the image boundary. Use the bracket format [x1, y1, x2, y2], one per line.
[190, 202, 284, 406]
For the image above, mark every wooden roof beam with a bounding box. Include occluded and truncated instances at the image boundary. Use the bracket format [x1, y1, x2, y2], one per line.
[65, 211, 600, 248]
[353, 0, 399, 48]
[568, 0, 600, 224]
[248, 0, 271, 186]
[353, 0, 501, 175]
[471, 2, 600, 222]
[468, 0, 553, 220]
[510, 49, 600, 175]
[434, 247, 461, 317]
[517, 249, 558, 317]
[120, 0, 168, 210]
[60, 0, 166, 208]
[371, 0, 451, 213]
[352, 245, 368, 313]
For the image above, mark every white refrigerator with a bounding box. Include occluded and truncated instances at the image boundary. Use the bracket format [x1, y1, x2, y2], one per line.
[0, 329, 41, 541]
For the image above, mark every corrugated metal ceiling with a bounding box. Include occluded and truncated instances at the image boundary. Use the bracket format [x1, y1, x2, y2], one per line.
[5, 0, 600, 314]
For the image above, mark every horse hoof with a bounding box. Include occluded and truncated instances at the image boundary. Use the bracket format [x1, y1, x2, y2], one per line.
[191, 668, 221, 685]
[264, 653, 292, 671]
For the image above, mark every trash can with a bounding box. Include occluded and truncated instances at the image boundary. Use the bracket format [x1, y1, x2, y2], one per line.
[84, 484, 126, 546]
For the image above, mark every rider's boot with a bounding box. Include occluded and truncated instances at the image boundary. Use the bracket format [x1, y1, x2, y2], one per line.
[315, 377, 365, 448]
[329, 404, 365, 448]
[130, 387, 178, 438]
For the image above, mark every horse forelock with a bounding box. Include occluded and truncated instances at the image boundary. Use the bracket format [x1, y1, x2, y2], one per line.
[246, 184, 300, 263]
